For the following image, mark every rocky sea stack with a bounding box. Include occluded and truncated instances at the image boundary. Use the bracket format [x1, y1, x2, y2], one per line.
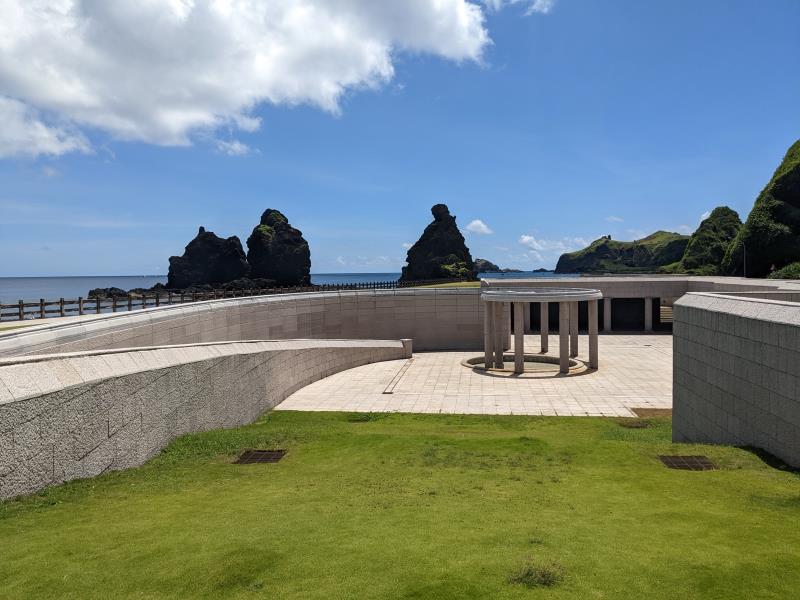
[167, 227, 250, 289]
[722, 139, 800, 277]
[246, 209, 311, 286]
[474, 258, 501, 273]
[400, 204, 475, 281]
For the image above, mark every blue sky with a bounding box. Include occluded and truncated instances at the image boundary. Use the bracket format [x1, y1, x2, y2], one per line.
[0, 0, 798, 276]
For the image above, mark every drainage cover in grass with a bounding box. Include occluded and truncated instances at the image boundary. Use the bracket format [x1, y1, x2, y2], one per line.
[617, 419, 651, 429]
[234, 450, 286, 464]
[658, 455, 717, 471]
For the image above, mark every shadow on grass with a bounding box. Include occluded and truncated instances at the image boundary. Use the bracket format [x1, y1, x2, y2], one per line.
[739, 446, 800, 474]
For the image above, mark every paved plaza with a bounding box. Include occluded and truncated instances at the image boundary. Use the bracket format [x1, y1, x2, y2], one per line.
[277, 334, 672, 417]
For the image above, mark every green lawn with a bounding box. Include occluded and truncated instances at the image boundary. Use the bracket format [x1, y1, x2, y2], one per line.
[2, 412, 799, 599]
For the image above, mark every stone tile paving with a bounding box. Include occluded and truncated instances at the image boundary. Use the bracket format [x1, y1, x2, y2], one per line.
[277, 334, 673, 417]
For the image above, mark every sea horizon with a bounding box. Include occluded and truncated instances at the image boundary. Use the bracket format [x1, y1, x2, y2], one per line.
[0, 271, 568, 303]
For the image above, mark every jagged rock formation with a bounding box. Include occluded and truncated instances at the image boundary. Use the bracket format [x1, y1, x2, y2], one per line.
[400, 204, 475, 281]
[723, 139, 800, 277]
[474, 258, 523, 274]
[661, 207, 742, 275]
[167, 227, 250, 289]
[555, 231, 689, 274]
[246, 209, 311, 286]
[474, 258, 501, 273]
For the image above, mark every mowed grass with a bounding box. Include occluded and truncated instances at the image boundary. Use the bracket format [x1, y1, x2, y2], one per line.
[2, 412, 799, 599]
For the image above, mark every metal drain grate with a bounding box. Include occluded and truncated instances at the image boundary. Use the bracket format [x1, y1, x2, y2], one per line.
[658, 455, 717, 471]
[234, 450, 286, 464]
[618, 419, 651, 429]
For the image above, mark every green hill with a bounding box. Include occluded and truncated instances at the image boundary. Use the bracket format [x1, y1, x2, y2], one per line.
[722, 139, 800, 277]
[661, 207, 742, 275]
[555, 231, 689, 274]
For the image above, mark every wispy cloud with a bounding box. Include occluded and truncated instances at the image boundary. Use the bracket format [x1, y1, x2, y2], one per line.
[216, 139, 253, 156]
[483, 0, 556, 15]
[605, 215, 624, 223]
[700, 210, 711, 222]
[466, 219, 493, 235]
[625, 229, 647, 240]
[519, 234, 587, 252]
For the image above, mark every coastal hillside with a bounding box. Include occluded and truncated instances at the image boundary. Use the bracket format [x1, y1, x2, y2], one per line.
[554, 231, 689, 274]
[722, 139, 800, 277]
[661, 206, 742, 275]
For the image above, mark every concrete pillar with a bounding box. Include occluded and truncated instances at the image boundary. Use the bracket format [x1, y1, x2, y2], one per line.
[588, 300, 598, 369]
[540, 302, 549, 353]
[569, 301, 579, 358]
[644, 297, 653, 332]
[523, 303, 531, 334]
[484, 301, 495, 368]
[513, 302, 525, 374]
[603, 297, 612, 332]
[559, 301, 570, 374]
[493, 302, 504, 368]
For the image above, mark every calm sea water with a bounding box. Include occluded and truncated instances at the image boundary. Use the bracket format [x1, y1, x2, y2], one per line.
[0, 271, 570, 303]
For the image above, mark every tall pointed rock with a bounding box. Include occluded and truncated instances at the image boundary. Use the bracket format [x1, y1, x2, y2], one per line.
[246, 209, 311, 286]
[400, 204, 475, 281]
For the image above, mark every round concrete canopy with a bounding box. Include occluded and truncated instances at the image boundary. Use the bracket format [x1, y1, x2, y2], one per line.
[481, 287, 603, 303]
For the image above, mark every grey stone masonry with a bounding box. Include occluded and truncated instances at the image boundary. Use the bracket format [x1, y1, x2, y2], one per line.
[673, 292, 800, 466]
[0, 339, 407, 499]
[0, 289, 484, 358]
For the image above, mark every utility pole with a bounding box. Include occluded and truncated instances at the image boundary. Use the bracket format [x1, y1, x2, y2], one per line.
[743, 242, 747, 278]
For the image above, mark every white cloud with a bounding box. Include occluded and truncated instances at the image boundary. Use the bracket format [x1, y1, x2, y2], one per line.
[605, 215, 624, 223]
[0, 96, 90, 158]
[215, 139, 252, 156]
[676, 224, 692, 234]
[0, 1, 493, 158]
[625, 229, 647, 240]
[41, 166, 60, 178]
[483, 0, 555, 15]
[518, 234, 587, 253]
[466, 219, 493, 235]
[700, 210, 712, 222]
[401, 242, 413, 249]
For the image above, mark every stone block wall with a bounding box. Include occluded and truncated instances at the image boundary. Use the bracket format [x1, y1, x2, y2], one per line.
[0, 339, 409, 499]
[673, 293, 800, 466]
[0, 289, 483, 358]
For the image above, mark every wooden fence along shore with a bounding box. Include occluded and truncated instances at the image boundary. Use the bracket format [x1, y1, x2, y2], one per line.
[0, 279, 468, 322]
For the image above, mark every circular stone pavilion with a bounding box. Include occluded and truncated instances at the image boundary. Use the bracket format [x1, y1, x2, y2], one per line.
[481, 287, 603, 374]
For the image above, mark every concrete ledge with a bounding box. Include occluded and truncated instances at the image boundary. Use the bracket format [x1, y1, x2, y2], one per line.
[0, 338, 406, 499]
[673, 292, 800, 466]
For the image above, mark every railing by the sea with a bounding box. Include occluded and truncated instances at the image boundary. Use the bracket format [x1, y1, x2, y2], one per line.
[0, 278, 470, 322]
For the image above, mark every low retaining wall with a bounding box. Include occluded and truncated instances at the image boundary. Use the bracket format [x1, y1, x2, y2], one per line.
[0, 289, 483, 358]
[0, 338, 411, 499]
[673, 293, 800, 466]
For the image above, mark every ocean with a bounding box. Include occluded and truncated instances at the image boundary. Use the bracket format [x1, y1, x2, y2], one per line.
[0, 271, 572, 303]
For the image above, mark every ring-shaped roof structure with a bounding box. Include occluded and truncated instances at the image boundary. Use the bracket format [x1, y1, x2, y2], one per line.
[481, 287, 603, 303]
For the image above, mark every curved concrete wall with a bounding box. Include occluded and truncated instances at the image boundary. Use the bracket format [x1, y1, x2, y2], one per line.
[0, 289, 484, 358]
[673, 292, 800, 466]
[0, 339, 411, 499]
